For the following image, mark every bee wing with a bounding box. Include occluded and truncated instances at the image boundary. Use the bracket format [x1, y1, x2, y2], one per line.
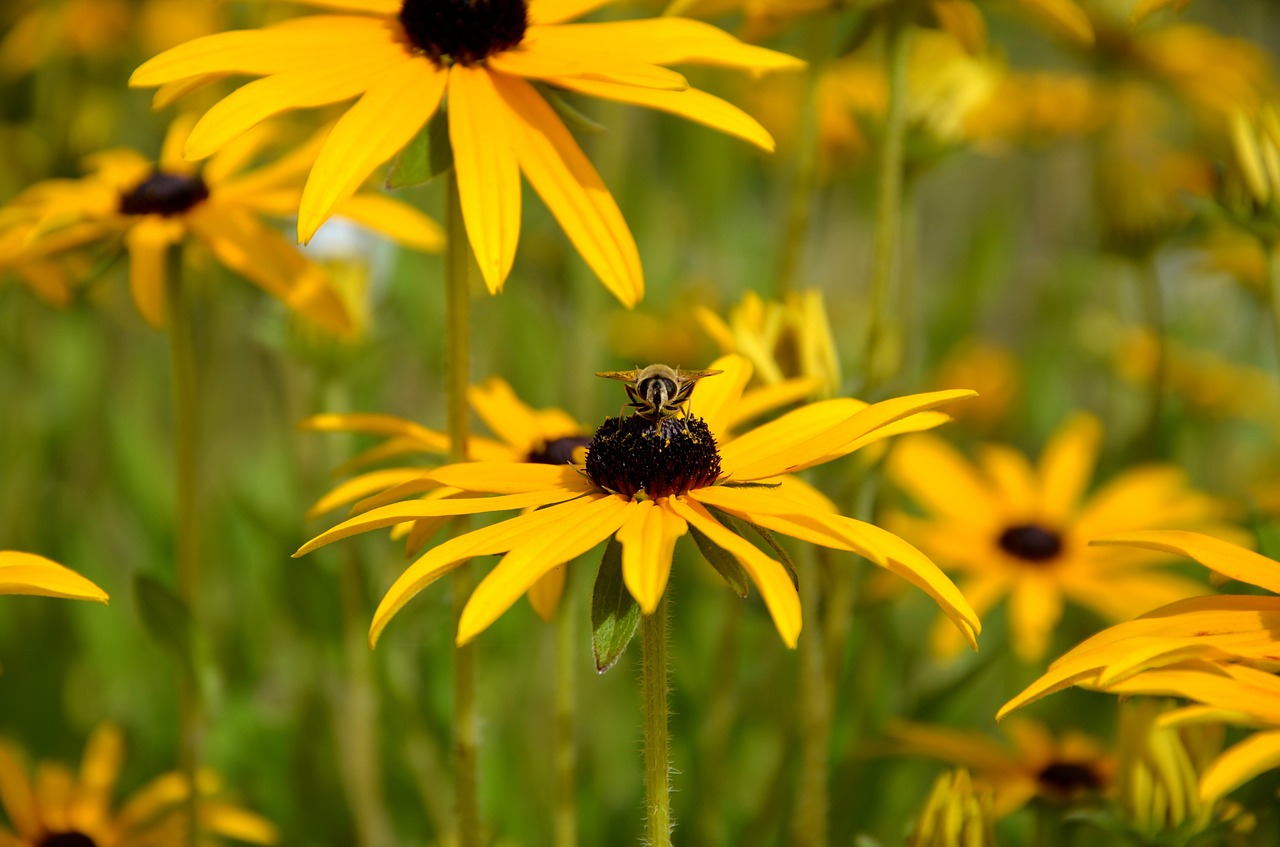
[595, 369, 641, 382]
[676, 369, 724, 381]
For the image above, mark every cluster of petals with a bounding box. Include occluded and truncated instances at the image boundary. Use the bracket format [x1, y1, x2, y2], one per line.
[128, 0, 804, 307]
[999, 531, 1280, 803]
[295, 354, 981, 650]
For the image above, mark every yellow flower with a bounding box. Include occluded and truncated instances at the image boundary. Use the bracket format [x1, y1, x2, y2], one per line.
[129, 0, 803, 307]
[886, 413, 1237, 661]
[0, 117, 441, 332]
[905, 769, 997, 847]
[885, 718, 1113, 818]
[0, 724, 277, 847]
[929, 339, 1019, 432]
[296, 354, 981, 649]
[0, 551, 107, 602]
[694, 289, 841, 397]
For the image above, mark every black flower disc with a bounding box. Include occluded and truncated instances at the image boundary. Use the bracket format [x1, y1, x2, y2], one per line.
[585, 415, 722, 499]
[119, 172, 210, 216]
[398, 0, 528, 65]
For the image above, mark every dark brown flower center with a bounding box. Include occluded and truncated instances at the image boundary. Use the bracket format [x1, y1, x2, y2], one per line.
[398, 0, 528, 65]
[1036, 761, 1105, 798]
[527, 435, 593, 466]
[998, 523, 1063, 563]
[39, 832, 98, 847]
[585, 415, 721, 499]
[119, 171, 209, 216]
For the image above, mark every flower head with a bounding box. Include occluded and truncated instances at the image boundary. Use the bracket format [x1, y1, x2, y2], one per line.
[0, 724, 276, 847]
[886, 413, 1239, 661]
[0, 118, 441, 332]
[129, 0, 804, 307]
[905, 769, 997, 847]
[296, 354, 980, 649]
[0, 551, 107, 602]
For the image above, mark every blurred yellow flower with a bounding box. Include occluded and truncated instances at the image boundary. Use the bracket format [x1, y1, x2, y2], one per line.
[130, 0, 803, 307]
[905, 769, 997, 847]
[0, 117, 441, 333]
[297, 354, 979, 650]
[0, 724, 277, 847]
[886, 718, 1113, 818]
[695, 288, 840, 397]
[930, 339, 1019, 431]
[0, 551, 107, 602]
[886, 413, 1238, 661]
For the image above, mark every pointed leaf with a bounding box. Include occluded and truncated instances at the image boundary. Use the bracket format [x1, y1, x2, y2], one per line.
[385, 108, 453, 189]
[133, 574, 193, 676]
[591, 537, 640, 673]
[689, 524, 749, 598]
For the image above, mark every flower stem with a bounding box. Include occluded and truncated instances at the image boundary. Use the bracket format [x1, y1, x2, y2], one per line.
[553, 577, 577, 847]
[1266, 240, 1280, 376]
[1137, 258, 1166, 457]
[864, 13, 911, 391]
[443, 170, 479, 847]
[641, 596, 672, 847]
[793, 546, 829, 847]
[164, 247, 201, 847]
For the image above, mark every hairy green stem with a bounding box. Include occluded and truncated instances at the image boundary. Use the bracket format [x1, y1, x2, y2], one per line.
[165, 248, 201, 847]
[641, 596, 672, 847]
[553, 577, 578, 847]
[864, 16, 911, 391]
[792, 547, 829, 847]
[444, 171, 479, 847]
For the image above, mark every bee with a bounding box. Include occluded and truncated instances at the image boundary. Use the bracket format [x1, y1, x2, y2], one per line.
[596, 364, 723, 422]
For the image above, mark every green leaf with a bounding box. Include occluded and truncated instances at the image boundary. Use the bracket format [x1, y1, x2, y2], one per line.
[689, 524, 749, 598]
[590, 537, 640, 674]
[386, 108, 453, 189]
[536, 85, 607, 136]
[133, 573, 194, 676]
[707, 505, 799, 589]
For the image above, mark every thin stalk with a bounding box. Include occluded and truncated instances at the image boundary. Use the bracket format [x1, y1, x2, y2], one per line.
[164, 247, 201, 847]
[863, 15, 911, 391]
[791, 546, 829, 847]
[1137, 258, 1166, 457]
[776, 64, 822, 296]
[553, 576, 578, 847]
[1266, 241, 1280, 376]
[695, 597, 743, 846]
[641, 596, 672, 847]
[443, 171, 479, 847]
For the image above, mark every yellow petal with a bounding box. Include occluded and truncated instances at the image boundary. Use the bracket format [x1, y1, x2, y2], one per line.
[527, 19, 805, 72]
[1008, 574, 1062, 662]
[426, 461, 591, 494]
[488, 47, 688, 90]
[1200, 730, 1280, 803]
[492, 72, 643, 307]
[978, 443, 1038, 514]
[271, 0, 399, 12]
[153, 75, 227, 110]
[547, 76, 775, 151]
[159, 115, 199, 172]
[0, 552, 108, 602]
[332, 193, 444, 252]
[728, 378, 823, 433]
[686, 353, 752, 441]
[68, 725, 123, 832]
[306, 468, 429, 519]
[299, 412, 448, 448]
[124, 217, 185, 328]
[526, 565, 567, 622]
[1016, 0, 1094, 44]
[0, 743, 38, 839]
[370, 499, 603, 645]
[930, 0, 988, 54]
[885, 720, 1018, 776]
[667, 496, 801, 647]
[298, 57, 446, 244]
[1037, 412, 1101, 523]
[449, 66, 522, 294]
[1092, 531, 1280, 596]
[201, 804, 279, 845]
[886, 434, 998, 526]
[527, 0, 615, 25]
[617, 497, 688, 613]
[467, 378, 542, 454]
[457, 494, 634, 643]
[721, 389, 976, 480]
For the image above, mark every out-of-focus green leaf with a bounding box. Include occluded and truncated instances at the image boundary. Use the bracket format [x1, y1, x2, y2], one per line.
[133, 573, 193, 676]
[386, 109, 453, 189]
[590, 537, 639, 674]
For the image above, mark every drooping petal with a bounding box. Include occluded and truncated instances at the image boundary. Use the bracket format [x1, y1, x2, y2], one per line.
[1200, 730, 1280, 803]
[667, 496, 801, 647]
[448, 66, 522, 293]
[527, 19, 805, 72]
[123, 217, 185, 328]
[527, 0, 615, 25]
[617, 497, 688, 613]
[369, 495, 605, 645]
[720, 389, 976, 480]
[0, 552, 108, 602]
[1092, 531, 1280, 596]
[331, 193, 444, 252]
[546, 75, 775, 151]
[457, 494, 634, 643]
[527, 565, 567, 622]
[153, 74, 227, 110]
[1037, 412, 1101, 523]
[426, 462, 593, 494]
[299, 412, 447, 448]
[488, 48, 688, 90]
[491, 72, 642, 307]
[298, 57, 446, 244]
[306, 468, 430, 519]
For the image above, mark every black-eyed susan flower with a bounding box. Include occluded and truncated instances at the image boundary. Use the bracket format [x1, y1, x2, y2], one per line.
[905, 769, 997, 847]
[0, 723, 277, 847]
[0, 551, 108, 602]
[885, 718, 1113, 818]
[129, 0, 803, 307]
[0, 117, 442, 332]
[885, 413, 1240, 661]
[295, 354, 981, 649]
